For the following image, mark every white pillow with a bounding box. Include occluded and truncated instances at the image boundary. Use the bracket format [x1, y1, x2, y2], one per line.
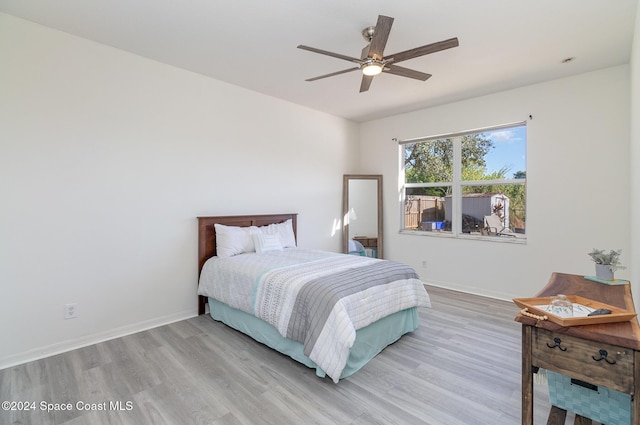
[259, 219, 296, 248]
[252, 232, 283, 254]
[214, 224, 258, 258]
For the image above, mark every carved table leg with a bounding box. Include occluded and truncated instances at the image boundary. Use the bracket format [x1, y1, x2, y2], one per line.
[546, 406, 567, 425]
[635, 351, 640, 425]
[522, 326, 533, 425]
[573, 415, 591, 425]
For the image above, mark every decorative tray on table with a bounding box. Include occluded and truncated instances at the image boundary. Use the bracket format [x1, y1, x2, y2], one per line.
[513, 295, 636, 326]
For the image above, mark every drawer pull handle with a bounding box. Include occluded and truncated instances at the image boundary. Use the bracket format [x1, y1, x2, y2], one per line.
[546, 337, 567, 351]
[592, 349, 616, 365]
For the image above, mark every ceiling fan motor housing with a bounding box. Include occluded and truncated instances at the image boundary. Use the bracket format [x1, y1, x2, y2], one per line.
[360, 58, 385, 76]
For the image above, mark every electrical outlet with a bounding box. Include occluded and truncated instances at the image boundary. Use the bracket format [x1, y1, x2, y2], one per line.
[64, 303, 77, 319]
[421, 260, 428, 268]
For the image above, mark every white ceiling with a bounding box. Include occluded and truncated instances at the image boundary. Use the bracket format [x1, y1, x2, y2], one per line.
[1, 0, 637, 122]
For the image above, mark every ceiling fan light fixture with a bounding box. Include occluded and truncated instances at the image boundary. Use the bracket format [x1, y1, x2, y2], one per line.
[361, 59, 384, 76]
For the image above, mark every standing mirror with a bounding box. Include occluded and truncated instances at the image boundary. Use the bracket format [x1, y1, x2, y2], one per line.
[343, 174, 383, 258]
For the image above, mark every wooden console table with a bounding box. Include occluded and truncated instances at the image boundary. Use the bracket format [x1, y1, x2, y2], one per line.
[353, 236, 377, 249]
[515, 273, 640, 425]
[353, 236, 378, 257]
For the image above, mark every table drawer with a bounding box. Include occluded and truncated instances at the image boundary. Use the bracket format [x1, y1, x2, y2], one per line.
[353, 237, 377, 248]
[532, 327, 634, 393]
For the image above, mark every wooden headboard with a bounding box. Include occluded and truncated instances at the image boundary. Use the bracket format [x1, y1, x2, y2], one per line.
[197, 213, 298, 315]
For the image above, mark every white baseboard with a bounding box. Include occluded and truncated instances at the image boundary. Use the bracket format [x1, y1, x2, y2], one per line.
[423, 278, 515, 302]
[0, 310, 196, 370]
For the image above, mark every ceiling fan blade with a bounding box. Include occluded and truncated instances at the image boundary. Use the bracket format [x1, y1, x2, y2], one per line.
[367, 15, 394, 60]
[385, 37, 459, 64]
[361, 44, 370, 60]
[305, 67, 360, 82]
[384, 64, 432, 81]
[297, 45, 362, 64]
[359, 75, 374, 93]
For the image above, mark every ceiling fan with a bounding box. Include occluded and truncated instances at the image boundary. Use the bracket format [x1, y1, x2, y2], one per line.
[297, 15, 459, 93]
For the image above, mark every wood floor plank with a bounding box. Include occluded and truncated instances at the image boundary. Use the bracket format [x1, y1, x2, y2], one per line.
[2, 285, 586, 425]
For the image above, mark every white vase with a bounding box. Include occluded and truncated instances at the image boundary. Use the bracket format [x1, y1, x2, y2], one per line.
[595, 264, 614, 281]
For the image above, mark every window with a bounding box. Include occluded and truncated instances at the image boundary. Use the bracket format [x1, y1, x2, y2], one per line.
[400, 122, 526, 240]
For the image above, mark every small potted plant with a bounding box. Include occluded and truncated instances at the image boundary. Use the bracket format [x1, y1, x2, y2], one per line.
[587, 248, 626, 280]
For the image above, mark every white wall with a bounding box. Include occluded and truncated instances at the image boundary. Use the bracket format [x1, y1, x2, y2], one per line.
[631, 1, 640, 310]
[0, 14, 359, 368]
[359, 66, 631, 300]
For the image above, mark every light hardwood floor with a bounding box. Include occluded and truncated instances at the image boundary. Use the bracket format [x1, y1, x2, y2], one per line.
[1, 286, 580, 425]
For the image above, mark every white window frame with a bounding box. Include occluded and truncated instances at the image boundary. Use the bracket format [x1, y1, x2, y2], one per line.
[398, 122, 526, 243]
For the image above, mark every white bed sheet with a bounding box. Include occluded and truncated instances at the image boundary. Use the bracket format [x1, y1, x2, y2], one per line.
[198, 248, 377, 313]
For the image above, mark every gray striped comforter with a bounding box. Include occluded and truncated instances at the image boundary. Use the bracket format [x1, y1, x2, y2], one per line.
[253, 254, 431, 382]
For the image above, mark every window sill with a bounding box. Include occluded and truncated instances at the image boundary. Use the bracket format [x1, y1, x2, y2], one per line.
[399, 229, 527, 244]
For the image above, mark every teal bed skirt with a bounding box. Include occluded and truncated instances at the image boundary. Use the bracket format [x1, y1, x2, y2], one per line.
[208, 297, 419, 380]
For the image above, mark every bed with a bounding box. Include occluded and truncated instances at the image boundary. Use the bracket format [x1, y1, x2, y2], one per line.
[197, 213, 431, 382]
